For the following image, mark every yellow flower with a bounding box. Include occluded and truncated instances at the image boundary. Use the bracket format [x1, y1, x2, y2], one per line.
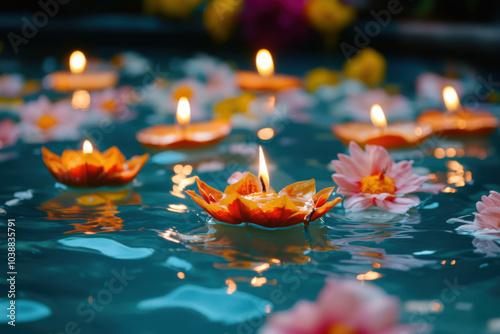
[305, 67, 340, 92]
[305, 0, 357, 33]
[143, 0, 202, 19]
[214, 92, 256, 120]
[203, 0, 243, 43]
[343, 48, 386, 86]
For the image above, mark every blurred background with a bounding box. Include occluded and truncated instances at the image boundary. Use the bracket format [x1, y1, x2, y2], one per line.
[1, 0, 500, 64]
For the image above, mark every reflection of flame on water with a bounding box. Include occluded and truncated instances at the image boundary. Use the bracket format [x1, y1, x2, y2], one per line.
[177, 222, 338, 270]
[37, 189, 141, 234]
[429, 160, 472, 193]
[356, 271, 382, 281]
[171, 164, 196, 199]
[160, 229, 181, 244]
[226, 279, 237, 294]
[433, 142, 490, 160]
[250, 277, 267, 287]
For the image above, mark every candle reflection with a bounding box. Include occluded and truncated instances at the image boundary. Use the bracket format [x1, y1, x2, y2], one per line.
[170, 164, 196, 199]
[37, 189, 141, 234]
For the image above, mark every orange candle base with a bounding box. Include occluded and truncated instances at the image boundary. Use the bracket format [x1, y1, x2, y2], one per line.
[236, 71, 301, 91]
[417, 110, 498, 137]
[136, 120, 231, 150]
[43, 71, 119, 92]
[333, 122, 433, 150]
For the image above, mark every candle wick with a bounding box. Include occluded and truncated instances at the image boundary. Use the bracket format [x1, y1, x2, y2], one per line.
[260, 176, 267, 193]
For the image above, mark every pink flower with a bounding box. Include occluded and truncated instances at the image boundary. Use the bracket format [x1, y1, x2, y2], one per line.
[0, 74, 24, 97]
[0, 119, 20, 149]
[331, 142, 444, 214]
[89, 86, 136, 121]
[340, 88, 413, 122]
[20, 96, 85, 143]
[416, 73, 463, 107]
[260, 279, 414, 334]
[452, 191, 500, 234]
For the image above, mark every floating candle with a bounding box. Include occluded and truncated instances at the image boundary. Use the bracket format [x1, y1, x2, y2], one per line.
[186, 146, 341, 228]
[333, 104, 432, 149]
[42, 140, 149, 188]
[136, 97, 231, 150]
[43, 51, 119, 92]
[417, 86, 498, 137]
[236, 49, 302, 91]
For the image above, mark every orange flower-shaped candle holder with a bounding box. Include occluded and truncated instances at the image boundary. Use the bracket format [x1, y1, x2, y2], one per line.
[417, 86, 499, 137]
[333, 104, 432, 150]
[42, 140, 149, 188]
[136, 97, 231, 150]
[186, 173, 341, 228]
[236, 49, 301, 91]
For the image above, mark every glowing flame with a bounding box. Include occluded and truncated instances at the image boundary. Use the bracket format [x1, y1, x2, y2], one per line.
[259, 145, 270, 192]
[176, 97, 191, 126]
[256, 49, 274, 77]
[70, 51, 86, 74]
[83, 140, 93, 154]
[370, 104, 387, 129]
[71, 90, 91, 110]
[443, 86, 460, 112]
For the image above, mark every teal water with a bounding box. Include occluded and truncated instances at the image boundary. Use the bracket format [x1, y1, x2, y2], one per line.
[1, 58, 500, 334]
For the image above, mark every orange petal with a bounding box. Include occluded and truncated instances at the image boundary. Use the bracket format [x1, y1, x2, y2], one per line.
[224, 172, 261, 195]
[110, 154, 149, 185]
[186, 190, 240, 224]
[313, 187, 335, 208]
[196, 178, 223, 203]
[102, 146, 126, 173]
[309, 197, 342, 223]
[261, 195, 301, 227]
[42, 147, 69, 180]
[220, 194, 265, 223]
[278, 179, 316, 198]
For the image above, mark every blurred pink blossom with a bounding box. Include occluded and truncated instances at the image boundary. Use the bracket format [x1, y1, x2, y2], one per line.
[20, 96, 85, 143]
[260, 279, 415, 334]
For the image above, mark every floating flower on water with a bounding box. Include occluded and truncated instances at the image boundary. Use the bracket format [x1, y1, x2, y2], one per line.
[20, 96, 85, 143]
[416, 73, 465, 108]
[343, 48, 386, 87]
[259, 279, 414, 334]
[149, 79, 208, 121]
[42, 141, 149, 188]
[214, 92, 256, 120]
[450, 191, 500, 235]
[304, 68, 340, 92]
[305, 0, 356, 34]
[0, 119, 20, 149]
[331, 142, 444, 213]
[89, 86, 136, 121]
[339, 88, 413, 122]
[0, 74, 24, 97]
[111, 51, 152, 77]
[181, 55, 239, 101]
[186, 172, 341, 228]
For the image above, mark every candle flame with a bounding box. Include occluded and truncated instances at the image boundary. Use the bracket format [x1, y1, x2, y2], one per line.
[83, 140, 93, 154]
[70, 51, 86, 74]
[370, 104, 387, 129]
[256, 49, 274, 77]
[443, 86, 460, 112]
[176, 97, 191, 126]
[259, 145, 270, 192]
